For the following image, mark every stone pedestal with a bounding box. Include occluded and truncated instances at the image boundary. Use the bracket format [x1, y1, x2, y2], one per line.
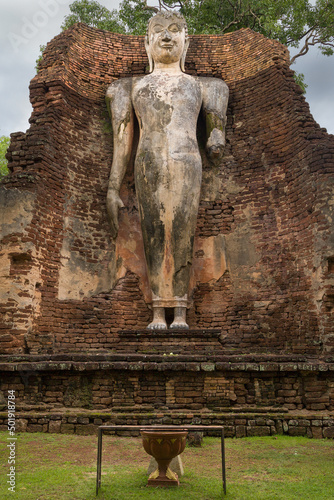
[148, 455, 184, 477]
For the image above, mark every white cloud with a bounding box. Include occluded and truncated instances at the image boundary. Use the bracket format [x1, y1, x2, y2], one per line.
[291, 46, 334, 134]
[0, 0, 119, 136]
[1, 0, 71, 135]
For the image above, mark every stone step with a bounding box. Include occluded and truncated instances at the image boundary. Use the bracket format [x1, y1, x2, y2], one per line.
[1, 408, 333, 439]
[115, 329, 224, 354]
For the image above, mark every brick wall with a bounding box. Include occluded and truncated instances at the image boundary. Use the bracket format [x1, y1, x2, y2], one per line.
[0, 24, 334, 356]
[1, 410, 333, 438]
[1, 354, 333, 412]
[0, 354, 333, 437]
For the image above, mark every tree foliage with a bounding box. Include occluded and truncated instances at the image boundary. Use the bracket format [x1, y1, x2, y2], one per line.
[118, 0, 334, 64]
[118, 0, 153, 35]
[0, 136, 10, 181]
[60, 0, 334, 65]
[61, 0, 125, 33]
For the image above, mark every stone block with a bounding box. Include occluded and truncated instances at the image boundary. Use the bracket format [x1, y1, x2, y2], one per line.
[275, 420, 283, 435]
[246, 426, 271, 437]
[76, 424, 97, 435]
[60, 423, 75, 434]
[288, 427, 307, 436]
[235, 419, 247, 425]
[49, 420, 61, 433]
[187, 431, 203, 447]
[223, 426, 235, 437]
[323, 427, 334, 438]
[27, 424, 43, 432]
[236, 425, 246, 438]
[16, 419, 28, 432]
[77, 417, 90, 424]
[311, 427, 323, 439]
[309, 404, 326, 410]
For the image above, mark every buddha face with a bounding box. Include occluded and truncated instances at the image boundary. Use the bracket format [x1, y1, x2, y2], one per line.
[146, 14, 188, 69]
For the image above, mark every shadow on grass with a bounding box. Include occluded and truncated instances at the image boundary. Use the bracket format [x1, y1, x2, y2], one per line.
[98, 469, 224, 500]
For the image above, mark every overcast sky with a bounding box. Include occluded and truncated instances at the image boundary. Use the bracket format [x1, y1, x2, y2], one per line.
[1, 0, 333, 137]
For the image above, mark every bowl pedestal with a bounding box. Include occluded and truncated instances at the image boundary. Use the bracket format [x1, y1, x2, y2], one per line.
[140, 429, 188, 487]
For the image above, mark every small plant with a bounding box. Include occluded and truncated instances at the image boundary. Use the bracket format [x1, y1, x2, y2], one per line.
[0, 135, 10, 180]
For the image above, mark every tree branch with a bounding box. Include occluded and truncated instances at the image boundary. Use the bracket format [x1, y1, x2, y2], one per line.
[290, 31, 315, 64]
[141, 1, 159, 13]
[160, 0, 183, 11]
[286, 25, 314, 45]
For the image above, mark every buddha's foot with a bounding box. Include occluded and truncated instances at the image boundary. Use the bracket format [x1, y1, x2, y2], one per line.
[147, 320, 167, 330]
[170, 320, 189, 330]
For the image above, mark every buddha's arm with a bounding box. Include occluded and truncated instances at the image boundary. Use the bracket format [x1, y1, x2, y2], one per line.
[201, 78, 229, 159]
[106, 78, 134, 238]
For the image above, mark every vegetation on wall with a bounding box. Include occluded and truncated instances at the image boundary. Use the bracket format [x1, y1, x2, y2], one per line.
[0, 135, 10, 180]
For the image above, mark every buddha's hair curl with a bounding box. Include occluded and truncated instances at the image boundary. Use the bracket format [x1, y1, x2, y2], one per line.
[146, 11, 188, 39]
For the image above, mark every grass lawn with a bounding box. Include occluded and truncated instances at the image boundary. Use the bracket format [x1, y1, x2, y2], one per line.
[0, 432, 333, 499]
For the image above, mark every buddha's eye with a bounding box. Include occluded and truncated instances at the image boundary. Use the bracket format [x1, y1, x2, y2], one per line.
[168, 23, 181, 32]
[153, 24, 164, 33]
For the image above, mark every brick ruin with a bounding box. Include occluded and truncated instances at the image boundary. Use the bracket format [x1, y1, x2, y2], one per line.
[0, 23, 333, 437]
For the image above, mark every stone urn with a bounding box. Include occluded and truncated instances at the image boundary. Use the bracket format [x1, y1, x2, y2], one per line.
[140, 429, 188, 486]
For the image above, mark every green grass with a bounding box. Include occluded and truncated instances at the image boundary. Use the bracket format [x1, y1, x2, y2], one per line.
[0, 433, 333, 499]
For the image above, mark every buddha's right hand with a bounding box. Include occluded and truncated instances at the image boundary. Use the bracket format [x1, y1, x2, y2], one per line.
[106, 189, 124, 239]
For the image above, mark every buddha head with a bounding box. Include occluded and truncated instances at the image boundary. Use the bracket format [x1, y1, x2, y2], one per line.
[145, 11, 189, 72]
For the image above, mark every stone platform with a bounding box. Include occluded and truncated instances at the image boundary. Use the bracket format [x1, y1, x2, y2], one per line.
[0, 407, 333, 439]
[0, 329, 333, 437]
[1, 23, 334, 439]
[115, 329, 225, 354]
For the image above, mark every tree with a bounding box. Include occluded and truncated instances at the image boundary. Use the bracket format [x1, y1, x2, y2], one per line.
[118, 0, 334, 64]
[0, 136, 10, 181]
[120, 0, 333, 92]
[60, 0, 334, 64]
[61, 0, 125, 33]
[36, 0, 126, 71]
[118, 0, 152, 35]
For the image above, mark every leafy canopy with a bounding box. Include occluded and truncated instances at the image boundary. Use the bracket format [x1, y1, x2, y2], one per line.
[61, 0, 334, 65]
[61, 0, 125, 33]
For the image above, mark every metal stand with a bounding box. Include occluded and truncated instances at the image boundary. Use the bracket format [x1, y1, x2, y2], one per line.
[96, 425, 226, 496]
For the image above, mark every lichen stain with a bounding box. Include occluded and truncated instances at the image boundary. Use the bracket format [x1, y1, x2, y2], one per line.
[0, 188, 36, 238]
[115, 209, 151, 303]
[189, 235, 227, 291]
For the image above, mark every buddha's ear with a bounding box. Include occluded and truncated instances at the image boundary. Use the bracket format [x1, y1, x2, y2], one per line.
[180, 37, 190, 73]
[145, 35, 154, 73]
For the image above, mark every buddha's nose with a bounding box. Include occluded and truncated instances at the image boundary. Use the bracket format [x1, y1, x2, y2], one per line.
[162, 30, 172, 41]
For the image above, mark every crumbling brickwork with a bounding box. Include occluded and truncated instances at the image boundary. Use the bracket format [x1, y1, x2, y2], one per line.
[1, 353, 333, 411]
[1, 24, 333, 355]
[0, 24, 333, 436]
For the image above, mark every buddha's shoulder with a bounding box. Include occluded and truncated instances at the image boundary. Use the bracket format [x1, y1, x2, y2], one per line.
[196, 76, 229, 93]
[106, 77, 134, 98]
